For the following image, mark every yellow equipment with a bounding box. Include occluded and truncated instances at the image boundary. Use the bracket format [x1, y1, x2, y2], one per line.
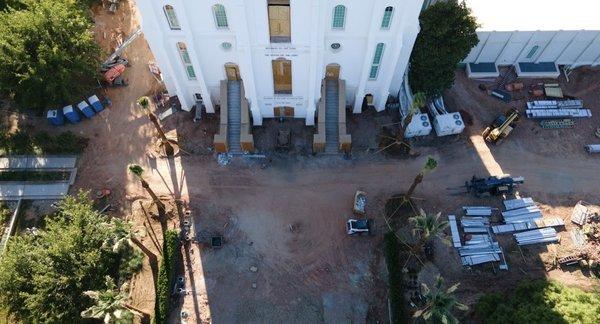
[482, 108, 520, 145]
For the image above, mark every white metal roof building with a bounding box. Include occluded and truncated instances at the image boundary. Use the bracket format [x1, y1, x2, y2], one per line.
[462, 0, 600, 78]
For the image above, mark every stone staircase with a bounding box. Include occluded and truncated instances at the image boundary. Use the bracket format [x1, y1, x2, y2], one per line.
[227, 80, 242, 154]
[324, 80, 340, 154]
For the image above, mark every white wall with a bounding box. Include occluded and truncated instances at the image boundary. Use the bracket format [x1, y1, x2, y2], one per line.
[136, 0, 424, 125]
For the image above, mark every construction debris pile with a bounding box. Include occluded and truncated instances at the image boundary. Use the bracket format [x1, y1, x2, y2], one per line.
[525, 100, 592, 119]
[561, 202, 600, 270]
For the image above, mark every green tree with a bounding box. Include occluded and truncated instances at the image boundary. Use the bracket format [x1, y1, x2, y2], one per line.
[414, 276, 468, 324]
[410, 209, 448, 248]
[406, 156, 437, 199]
[0, 192, 141, 323]
[409, 0, 479, 97]
[0, 0, 100, 111]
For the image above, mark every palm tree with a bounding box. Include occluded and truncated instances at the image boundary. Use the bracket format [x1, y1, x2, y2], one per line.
[138, 96, 174, 157]
[406, 156, 437, 199]
[397, 91, 426, 145]
[128, 164, 165, 214]
[81, 276, 141, 324]
[104, 219, 160, 290]
[414, 276, 468, 324]
[410, 209, 449, 251]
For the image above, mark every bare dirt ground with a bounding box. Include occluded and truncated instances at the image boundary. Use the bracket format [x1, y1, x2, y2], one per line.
[12, 2, 597, 322]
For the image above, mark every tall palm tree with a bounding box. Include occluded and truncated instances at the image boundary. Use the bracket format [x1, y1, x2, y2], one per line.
[397, 91, 426, 145]
[128, 164, 165, 214]
[138, 96, 174, 157]
[406, 156, 437, 199]
[410, 209, 449, 248]
[414, 276, 468, 324]
[81, 276, 138, 324]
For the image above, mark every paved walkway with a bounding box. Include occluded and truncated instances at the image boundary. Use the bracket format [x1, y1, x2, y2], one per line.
[0, 155, 77, 170]
[0, 182, 70, 201]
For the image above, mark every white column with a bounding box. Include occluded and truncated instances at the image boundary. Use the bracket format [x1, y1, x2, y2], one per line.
[237, 1, 262, 125]
[353, 3, 378, 113]
[306, 0, 324, 126]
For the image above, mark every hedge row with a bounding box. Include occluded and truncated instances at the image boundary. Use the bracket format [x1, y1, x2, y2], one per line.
[154, 230, 179, 324]
[384, 232, 406, 323]
[0, 131, 88, 156]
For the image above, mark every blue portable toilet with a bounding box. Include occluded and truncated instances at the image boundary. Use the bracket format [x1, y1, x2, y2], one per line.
[63, 105, 81, 123]
[77, 100, 95, 118]
[46, 109, 65, 126]
[88, 95, 104, 113]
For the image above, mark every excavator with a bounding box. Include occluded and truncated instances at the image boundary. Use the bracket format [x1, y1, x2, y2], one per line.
[482, 108, 520, 145]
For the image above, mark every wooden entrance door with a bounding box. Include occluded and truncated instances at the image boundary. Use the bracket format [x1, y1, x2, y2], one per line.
[325, 64, 340, 80]
[268, 1, 291, 42]
[272, 59, 292, 94]
[225, 64, 240, 81]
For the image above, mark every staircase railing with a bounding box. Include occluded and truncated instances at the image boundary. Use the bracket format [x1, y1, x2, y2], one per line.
[312, 81, 327, 153]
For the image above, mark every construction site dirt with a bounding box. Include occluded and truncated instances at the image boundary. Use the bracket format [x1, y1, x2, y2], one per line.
[8, 2, 598, 323]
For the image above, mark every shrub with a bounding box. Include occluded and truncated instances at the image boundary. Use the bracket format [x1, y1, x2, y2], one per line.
[475, 280, 600, 323]
[155, 230, 179, 324]
[0, 131, 88, 156]
[385, 232, 405, 323]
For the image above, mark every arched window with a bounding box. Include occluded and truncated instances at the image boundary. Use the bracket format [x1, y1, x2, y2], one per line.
[332, 5, 346, 29]
[177, 42, 197, 80]
[369, 43, 385, 80]
[381, 6, 394, 29]
[212, 4, 229, 29]
[526, 45, 540, 59]
[163, 5, 181, 30]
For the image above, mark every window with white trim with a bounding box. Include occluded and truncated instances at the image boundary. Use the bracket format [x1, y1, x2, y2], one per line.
[381, 6, 394, 29]
[212, 4, 228, 29]
[177, 42, 196, 80]
[369, 43, 385, 80]
[332, 5, 346, 29]
[163, 5, 181, 30]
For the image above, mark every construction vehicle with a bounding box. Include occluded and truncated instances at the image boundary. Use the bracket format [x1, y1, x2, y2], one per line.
[482, 108, 520, 145]
[99, 28, 142, 87]
[465, 175, 524, 197]
[103, 63, 127, 87]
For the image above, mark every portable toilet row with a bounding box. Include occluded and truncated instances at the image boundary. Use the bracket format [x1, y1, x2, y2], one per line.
[47, 95, 105, 125]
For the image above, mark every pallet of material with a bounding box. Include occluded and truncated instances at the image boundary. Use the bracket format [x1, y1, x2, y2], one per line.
[571, 202, 589, 226]
[526, 100, 584, 109]
[503, 197, 535, 210]
[448, 215, 462, 248]
[465, 234, 493, 245]
[526, 109, 592, 119]
[463, 226, 489, 233]
[492, 217, 564, 234]
[461, 254, 500, 266]
[514, 228, 559, 246]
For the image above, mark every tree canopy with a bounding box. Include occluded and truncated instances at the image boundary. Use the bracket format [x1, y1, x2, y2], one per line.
[409, 0, 479, 98]
[0, 0, 100, 111]
[0, 193, 142, 323]
[475, 280, 600, 323]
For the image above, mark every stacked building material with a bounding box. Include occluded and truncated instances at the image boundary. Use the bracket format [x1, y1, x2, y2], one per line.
[450, 211, 508, 269]
[501, 205, 542, 223]
[514, 228, 559, 245]
[526, 100, 591, 119]
[462, 206, 493, 216]
[492, 217, 564, 234]
[503, 197, 535, 210]
[448, 215, 462, 248]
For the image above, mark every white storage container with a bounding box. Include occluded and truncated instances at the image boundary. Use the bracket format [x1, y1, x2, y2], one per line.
[433, 112, 465, 137]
